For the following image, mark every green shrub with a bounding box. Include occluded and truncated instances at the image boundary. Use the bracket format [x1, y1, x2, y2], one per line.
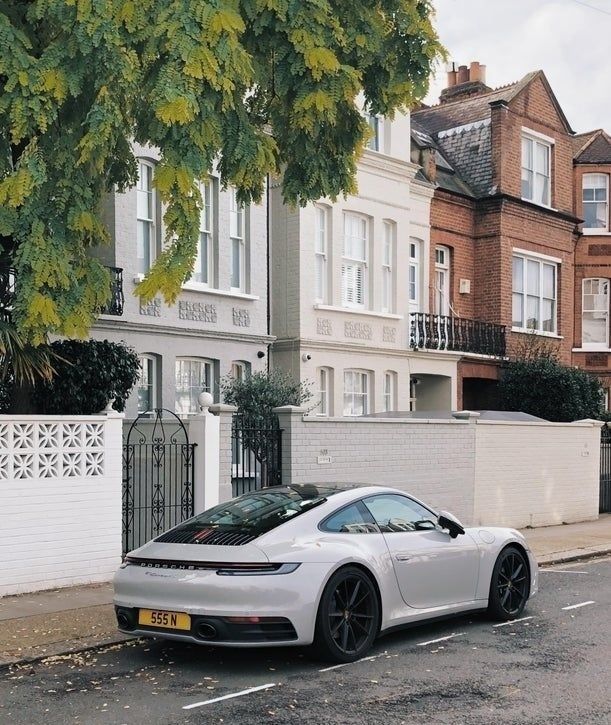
[498, 356, 605, 422]
[33, 339, 140, 415]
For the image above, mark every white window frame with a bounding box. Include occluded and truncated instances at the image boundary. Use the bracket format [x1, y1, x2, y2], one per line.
[190, 179, 215, 286]
[342, 213, 368, 308]
[382, 222, 394, 313]
[582, 173, 609, 232]
[582, 277, 610, 350]
[314, 205, 329, 303]
[365, 113, 384, 153]
[521, 130, 552, 207]
[136, 159, 156, 275]
[230, 361, 249, 381]
[175, 357, 214, 415]
[434, 245, 450, 316]
[512, 251, 558, 334]
[316, 367, 331, 417]
[383, 371, 396, 413]
[343, 370, 369, 416]
[230, 188, 246, 292]
[137, 354, 158, 414]
[409, 239, 421, 310]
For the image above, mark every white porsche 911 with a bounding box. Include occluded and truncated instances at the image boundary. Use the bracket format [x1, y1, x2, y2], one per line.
[114, 484, 538, 662]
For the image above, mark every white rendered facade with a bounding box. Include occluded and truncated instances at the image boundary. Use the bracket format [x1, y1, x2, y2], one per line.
[271, 109, 459, 416]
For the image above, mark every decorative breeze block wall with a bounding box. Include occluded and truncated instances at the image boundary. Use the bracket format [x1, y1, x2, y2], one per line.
[0, 414, 124, 596]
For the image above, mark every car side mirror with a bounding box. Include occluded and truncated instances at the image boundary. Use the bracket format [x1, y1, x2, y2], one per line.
[438, 510, 465, 539]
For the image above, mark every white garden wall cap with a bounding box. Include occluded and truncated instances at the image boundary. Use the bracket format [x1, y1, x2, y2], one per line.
[209, 403, 238, 414]
[272, 405, 309, 414]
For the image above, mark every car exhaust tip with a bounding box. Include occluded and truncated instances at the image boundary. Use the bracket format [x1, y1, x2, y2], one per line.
[196, 622, 217, 640]
[116, 611, 132, 630]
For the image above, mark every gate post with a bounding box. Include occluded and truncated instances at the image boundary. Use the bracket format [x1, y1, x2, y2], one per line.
[273, 406, 308, 485]
[210, 403, 238, 503]
[190, 394, 222, 513]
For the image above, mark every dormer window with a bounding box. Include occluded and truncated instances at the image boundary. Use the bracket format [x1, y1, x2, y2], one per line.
[521, 131, 552, 207]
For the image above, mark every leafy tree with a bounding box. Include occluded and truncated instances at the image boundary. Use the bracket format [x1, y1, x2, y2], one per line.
[498, 346, 605, 422]
[1, 1, 444, 344]
[221, 369, 312, 422]
[32, 339, 140, 415]
[222, 369, 311, 484]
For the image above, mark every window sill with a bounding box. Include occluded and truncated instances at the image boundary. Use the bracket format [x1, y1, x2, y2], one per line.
[572, 347, 611, 352]
[582, 229, 611, 236]
[314, 304, 403, 321]
[520, 198, 556, 212]
[511, 327, 563, 340]
[182, 282, 259, 301]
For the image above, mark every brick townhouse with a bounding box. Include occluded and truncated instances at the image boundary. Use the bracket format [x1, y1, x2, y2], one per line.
[411, 62, 580, 409]
[572, 129, 611, 402]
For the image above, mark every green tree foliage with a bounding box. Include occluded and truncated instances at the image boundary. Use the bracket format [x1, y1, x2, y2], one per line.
[498, 350, 605, 423]
[33, 339, 140, 414]
[1, 1, 444, 343]
[221, 368, 312, 423]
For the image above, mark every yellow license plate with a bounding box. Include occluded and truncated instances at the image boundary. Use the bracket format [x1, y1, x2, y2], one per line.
[138, 609, 191, 631]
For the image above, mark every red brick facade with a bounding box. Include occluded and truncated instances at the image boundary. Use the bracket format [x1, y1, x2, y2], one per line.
[572, 136, 611, 398]
[413, 69, 581, 410]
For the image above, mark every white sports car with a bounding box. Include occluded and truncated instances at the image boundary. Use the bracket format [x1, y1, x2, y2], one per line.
[114, 484, 538, 662]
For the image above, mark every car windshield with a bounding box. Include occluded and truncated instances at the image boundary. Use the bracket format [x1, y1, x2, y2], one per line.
[166, 485, 339, 539]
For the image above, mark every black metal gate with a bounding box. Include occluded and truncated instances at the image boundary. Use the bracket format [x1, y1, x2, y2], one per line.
[601, 425, 611, 513]
[231, 414, 282, 497]
[123, 409, 195, 554]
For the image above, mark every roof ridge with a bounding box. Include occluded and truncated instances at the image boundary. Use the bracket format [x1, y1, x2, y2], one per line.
[575, 129, 611, 159]
[414, 71, 539, 113]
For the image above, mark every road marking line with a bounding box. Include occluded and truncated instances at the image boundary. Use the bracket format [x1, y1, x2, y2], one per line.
[182, 683, 276, 710]
[562, 601, 595, 611]
[416, 632, 465, 647]
[493, 616, 533, 628]
[541, 570, 589, 574]
[318, 651, 387, 672]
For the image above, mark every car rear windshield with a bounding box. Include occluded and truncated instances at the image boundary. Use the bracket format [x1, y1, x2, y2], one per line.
[157, 485, 340, 542]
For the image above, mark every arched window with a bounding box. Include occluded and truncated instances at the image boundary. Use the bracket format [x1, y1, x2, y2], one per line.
[175, 358, 215, 415]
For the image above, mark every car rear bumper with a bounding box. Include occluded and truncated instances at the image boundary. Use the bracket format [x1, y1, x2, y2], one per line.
[113, 561, 332, 647]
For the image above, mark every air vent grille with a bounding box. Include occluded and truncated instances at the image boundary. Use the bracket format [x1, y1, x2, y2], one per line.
[155, 527, 257, 546]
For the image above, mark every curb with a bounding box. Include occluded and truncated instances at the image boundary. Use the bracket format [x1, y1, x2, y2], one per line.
[0, 633, 136, 674]
[537, 546, 611, 567]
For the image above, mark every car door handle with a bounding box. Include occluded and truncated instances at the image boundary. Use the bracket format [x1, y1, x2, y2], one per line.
[395, 554, 412, 562]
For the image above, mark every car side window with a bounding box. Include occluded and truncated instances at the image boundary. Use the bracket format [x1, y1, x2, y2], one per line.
[363, 494, 438, 534]
[320, 502, 380, 534]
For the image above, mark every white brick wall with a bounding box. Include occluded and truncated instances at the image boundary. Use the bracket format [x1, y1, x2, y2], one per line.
[0, 414, 123, 596]
[275, 411, 602, 528]
[473, 420, 601, 527]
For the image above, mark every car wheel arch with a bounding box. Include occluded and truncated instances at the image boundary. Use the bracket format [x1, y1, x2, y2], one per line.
[317, 561, 383, 634]
[494, 542, 531, 594]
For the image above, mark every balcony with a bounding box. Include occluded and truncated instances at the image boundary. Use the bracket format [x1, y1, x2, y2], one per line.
[0, 265, 124, 319]
[410, 313, 506, 358]
[99, 266, 125, 316]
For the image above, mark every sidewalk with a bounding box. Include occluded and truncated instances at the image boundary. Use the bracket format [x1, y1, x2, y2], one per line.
[1, 515, 610, 668]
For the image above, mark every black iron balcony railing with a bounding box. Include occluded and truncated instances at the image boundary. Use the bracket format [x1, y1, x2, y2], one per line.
[410, 313, 506, 358]
[99, 266, 125, 316]
[0, 265, 124, 319]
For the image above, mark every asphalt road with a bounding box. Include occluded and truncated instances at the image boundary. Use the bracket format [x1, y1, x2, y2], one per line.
[1, 556, 610, 725]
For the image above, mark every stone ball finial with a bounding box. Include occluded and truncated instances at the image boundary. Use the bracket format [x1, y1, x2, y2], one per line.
[198, 391, 214, 413]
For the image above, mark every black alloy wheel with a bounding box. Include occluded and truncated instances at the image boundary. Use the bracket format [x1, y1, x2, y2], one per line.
[313, 566, 380, 663]
[488, 546, 530, 621]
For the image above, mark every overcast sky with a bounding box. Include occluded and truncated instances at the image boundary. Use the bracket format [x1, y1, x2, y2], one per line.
[425, 0, 611, 133]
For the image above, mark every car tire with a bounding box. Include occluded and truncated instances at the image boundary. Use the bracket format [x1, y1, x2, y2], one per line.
[488, 546, 530, 621]
[312, 566, 380, 663]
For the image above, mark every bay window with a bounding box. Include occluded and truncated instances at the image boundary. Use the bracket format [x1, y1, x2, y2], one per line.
[512, 252, 557, 334]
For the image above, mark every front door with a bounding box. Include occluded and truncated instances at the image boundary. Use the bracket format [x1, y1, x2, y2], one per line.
[363, 494, 480, 610]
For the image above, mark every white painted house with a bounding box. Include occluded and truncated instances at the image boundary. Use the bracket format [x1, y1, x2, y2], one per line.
[270, 107, 459, 416]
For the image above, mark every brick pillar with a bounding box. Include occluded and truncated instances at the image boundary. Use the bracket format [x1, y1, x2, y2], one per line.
[272, 406, 308, 485]
[210, 404, 238, 502]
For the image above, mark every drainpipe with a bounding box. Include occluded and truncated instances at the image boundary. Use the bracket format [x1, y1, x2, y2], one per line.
[266, 172, 271, 373]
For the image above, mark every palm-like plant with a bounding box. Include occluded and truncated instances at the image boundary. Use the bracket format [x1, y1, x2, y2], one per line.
[0, 320, 57, 386]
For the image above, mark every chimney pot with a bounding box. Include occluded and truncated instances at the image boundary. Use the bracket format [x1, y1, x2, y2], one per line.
[447, 69, 457, 88]
[470, 61, 486, 85]
[457, 65, 469, 84]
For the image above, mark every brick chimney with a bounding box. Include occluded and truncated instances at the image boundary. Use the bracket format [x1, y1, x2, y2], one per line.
[441, 61, 490, 103]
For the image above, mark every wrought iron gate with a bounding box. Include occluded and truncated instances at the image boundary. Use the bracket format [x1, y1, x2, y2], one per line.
[231, 414, 282, 497]
[601, 425, 611, 513]
[123, 409, 195, 554]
